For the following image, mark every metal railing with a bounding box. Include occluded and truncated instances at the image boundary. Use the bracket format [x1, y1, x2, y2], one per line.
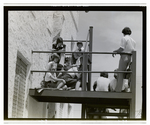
[30, 26, 136, 118]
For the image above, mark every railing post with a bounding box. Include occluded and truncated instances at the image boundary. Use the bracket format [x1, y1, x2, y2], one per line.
[88, 26, 93, 91]
[82, 53, 88, 91]
[130, 51, 136, 118]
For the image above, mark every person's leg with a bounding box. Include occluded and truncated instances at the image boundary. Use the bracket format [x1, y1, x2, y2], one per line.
[115, 55, 131, 92]
[57, 81, 65, 89]
[75, 81, 81, 90]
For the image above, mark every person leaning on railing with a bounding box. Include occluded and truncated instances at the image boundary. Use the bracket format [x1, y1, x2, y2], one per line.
[112, 27, 136, 92]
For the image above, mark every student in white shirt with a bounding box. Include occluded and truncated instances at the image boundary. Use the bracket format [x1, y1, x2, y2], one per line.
[109, 69, 129, 92]
[112, 27, 136, 92]
[45, 54, 66, 89]
[93, 72, 110, 91]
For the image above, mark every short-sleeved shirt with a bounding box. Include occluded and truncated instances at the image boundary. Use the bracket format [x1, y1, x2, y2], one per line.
[45, 72, 57, 82]
[67, 67, 81, 79]
[120, 35, 136, 53]
[47, 61, 57, 70]
[95, 77, 110, 91]
[109, 78, 129, 91]
[73, 47, 84, 59]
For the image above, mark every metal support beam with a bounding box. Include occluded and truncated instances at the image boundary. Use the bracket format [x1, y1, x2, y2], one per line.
[130, 51, 136, 118]
[88, 26, 93, 91]
[81, 104, 86, 119]
[82, 53, 88, 91]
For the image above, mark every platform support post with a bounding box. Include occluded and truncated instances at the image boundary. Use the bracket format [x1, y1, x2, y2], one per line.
[81, 104, 86, 119]
[130, 51, 136, 118]
[88, 26, 93, 91]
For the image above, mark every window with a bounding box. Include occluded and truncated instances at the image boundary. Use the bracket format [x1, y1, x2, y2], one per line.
[12, 56, 27, 118]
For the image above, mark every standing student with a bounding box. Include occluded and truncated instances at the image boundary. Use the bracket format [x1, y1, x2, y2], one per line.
[72, 41, 84, 64]
[112, 27, 136, 92]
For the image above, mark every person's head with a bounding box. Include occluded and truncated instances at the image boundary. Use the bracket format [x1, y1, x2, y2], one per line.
[57, 64, 64, 71]
[50, 64, 57, 72]
[122, 27, 132, 35]
[51, 53, 60, 63]
[65, 57, 71, 66]
[47, 62, 57, 72]
[77, 41, 83, 50]
[100, 72, 108, 78]
[56, 37, 63, 47]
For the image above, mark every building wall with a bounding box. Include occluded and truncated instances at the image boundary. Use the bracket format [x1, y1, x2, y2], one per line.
[8, 11, 79, 118]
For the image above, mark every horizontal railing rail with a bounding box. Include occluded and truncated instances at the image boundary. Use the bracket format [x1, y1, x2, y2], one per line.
[63, 40, 89, 42]
[31, 70, 132, 74]
[32, 50, 132, 55]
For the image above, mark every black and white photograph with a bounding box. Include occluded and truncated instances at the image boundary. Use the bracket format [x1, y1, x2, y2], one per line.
[4, 5, 146, 122]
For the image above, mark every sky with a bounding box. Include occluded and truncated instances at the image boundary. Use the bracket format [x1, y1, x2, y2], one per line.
[77, 11, 143, 115]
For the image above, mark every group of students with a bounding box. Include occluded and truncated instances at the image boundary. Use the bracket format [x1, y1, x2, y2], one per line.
[93, 27, 135, 92]
[41, 37, 85, 90]
[93, 66, 131, 92]
[41, 26, 136, 92]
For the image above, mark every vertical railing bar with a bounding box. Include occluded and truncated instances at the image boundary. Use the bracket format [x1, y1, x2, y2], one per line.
[130, 51, 136, 118]
[82, 52, 86, 91]
[88, 26, 93, 91]
[81, 104, 86, 119]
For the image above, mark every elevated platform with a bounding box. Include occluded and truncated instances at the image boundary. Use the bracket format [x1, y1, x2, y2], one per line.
[29, 89, 132, 106]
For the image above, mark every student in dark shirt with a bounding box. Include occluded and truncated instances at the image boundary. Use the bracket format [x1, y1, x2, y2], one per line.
[52, 37, 66, 65]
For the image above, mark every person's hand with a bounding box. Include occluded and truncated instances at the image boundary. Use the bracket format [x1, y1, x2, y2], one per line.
[112, 51, 117, 57]
[62, 79, 66, 84]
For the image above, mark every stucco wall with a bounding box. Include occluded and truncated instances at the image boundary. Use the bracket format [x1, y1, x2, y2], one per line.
[8, 11, 79, 118]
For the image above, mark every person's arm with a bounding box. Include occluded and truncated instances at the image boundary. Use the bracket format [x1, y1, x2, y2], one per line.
[113, 47, 124, 53]
[112, 47, 124, 57]
[93, 81, 97, 91]
[50, 73, 66, 83]
[73, 50, 79, 59]
[57, 69, 64, 78]
[112, 37, 126, 57]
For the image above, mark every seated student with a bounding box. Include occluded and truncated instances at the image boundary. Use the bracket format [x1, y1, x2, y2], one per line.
[64, 57, 72, 71]
[72, 41, 84, 64]
[57, 64, 82, 90]
[108, 69, 129, 92]
[52, 37, 66, 65]
[47, 53, 60, 71]
[45, 61, 67, 90]
[92, 72, 110, 119]
[93, 72, 110, 92]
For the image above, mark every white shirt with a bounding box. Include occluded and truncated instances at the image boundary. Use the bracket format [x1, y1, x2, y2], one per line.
[67, 67, 80, 79]
[47, 61, 57, 70]
[120, 35, 136, 53]
[95, 77, 110, 91]
[45, 72, 57, 82]
[109, 78, 129, 91]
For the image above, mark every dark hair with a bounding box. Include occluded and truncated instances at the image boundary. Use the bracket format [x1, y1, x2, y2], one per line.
[65, 57, 71, 63]
[57, 64, 63, 71]
[56, 37, 63, 45]
[77, 41, 83, 46]
[100, 72, 108, 78]
[122, 27, 132, 35]
[51, 54, 60, 63]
